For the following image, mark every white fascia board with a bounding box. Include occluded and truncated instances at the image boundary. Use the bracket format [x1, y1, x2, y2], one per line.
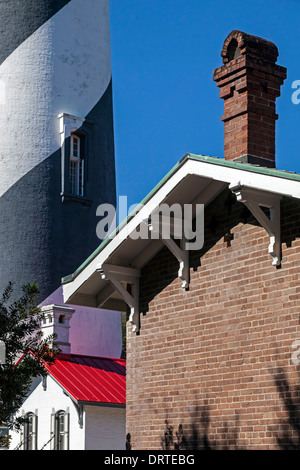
[63, 158, 300, 303]
[188, 159, 300, 199]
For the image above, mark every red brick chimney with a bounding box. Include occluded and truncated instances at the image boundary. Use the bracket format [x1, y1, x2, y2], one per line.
[213, 30, 287, 168]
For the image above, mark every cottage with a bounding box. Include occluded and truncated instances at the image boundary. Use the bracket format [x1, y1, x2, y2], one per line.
[9, 304, 126, 451]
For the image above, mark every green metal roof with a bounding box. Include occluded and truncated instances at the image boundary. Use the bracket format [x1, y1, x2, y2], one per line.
[187, 153, 300, 182]
[62, 153, 300, 284]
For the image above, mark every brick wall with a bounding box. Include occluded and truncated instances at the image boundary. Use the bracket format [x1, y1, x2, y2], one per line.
[126, 188, 300, 450]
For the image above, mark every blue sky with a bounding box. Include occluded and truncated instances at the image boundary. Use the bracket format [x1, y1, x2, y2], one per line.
[109, 0, 300, 210]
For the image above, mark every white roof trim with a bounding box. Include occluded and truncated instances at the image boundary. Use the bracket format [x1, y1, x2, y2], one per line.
[63, 157, 300, 304]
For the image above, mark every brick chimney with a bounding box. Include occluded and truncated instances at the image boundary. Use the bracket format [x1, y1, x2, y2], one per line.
[213, 30, 287, 167]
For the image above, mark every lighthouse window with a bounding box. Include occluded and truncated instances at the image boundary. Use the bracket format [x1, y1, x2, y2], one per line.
[69, 134, 84, 197]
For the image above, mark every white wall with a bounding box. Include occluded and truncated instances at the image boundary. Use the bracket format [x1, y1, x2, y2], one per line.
[40, 286, 122, 359]
[85, 405, 126, 451]
[9, 375, 85, 451]
[9, 374, 126, 451]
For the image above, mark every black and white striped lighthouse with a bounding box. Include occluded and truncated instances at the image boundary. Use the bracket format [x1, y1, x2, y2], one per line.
[0, 0, 116, 302]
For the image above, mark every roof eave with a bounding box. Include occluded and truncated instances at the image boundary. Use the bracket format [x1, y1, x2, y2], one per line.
[62, 154, 300, 308]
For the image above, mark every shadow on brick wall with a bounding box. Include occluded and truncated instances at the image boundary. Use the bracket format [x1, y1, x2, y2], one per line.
[270, 366, 300, 450]
[159, 403, 244, 451]
[156, 367, 300, 450]
[126, 366, 300, 451]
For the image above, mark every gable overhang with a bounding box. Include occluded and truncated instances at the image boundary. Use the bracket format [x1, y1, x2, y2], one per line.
[62, 154, 300, 331]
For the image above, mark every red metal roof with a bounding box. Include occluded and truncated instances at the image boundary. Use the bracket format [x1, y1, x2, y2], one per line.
[44, 353, 126, 406]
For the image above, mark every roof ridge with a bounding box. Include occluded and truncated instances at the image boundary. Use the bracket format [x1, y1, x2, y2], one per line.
[57, 352, 126, 362]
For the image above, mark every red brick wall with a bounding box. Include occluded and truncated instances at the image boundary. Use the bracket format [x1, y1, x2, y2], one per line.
[126, 189, 300, 450]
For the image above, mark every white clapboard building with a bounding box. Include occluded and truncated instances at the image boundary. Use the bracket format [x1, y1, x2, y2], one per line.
[9, 304, 126, 451]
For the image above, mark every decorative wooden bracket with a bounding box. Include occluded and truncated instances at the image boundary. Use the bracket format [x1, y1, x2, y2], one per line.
[97, 264, 141, 333]
[42, 375, 47, 391]
[76, 404, 84, 429]
[148, 218, 190, 290]
[230, 183, 282, 266]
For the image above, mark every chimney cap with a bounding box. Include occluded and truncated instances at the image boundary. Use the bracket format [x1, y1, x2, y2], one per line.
[221, 30, 279, 64]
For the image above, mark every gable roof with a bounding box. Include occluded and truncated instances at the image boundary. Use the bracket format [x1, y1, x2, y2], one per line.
[62, 153, 300, 315]
[44, 353, 126, 406]
[64, 154, 300, 287]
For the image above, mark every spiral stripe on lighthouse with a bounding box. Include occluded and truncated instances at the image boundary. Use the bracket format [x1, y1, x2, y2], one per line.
[0, 0, 116, 303]
[0, 0, 112, 198]
[0, 0, 72, 66]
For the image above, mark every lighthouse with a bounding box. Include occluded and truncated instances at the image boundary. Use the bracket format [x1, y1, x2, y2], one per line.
[0, 0, 121, 358]
[0, 0, 116, 302]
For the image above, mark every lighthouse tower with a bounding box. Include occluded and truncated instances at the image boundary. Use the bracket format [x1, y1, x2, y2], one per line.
[0, 0, 121, 358]
[0, 0, 116, 300]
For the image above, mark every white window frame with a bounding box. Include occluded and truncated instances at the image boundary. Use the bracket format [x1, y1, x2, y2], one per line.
[50, 410, 69, 451]
[70, 134, 84, 197]
[58, 113, 85, 199]
[22, 412, 37, 450]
